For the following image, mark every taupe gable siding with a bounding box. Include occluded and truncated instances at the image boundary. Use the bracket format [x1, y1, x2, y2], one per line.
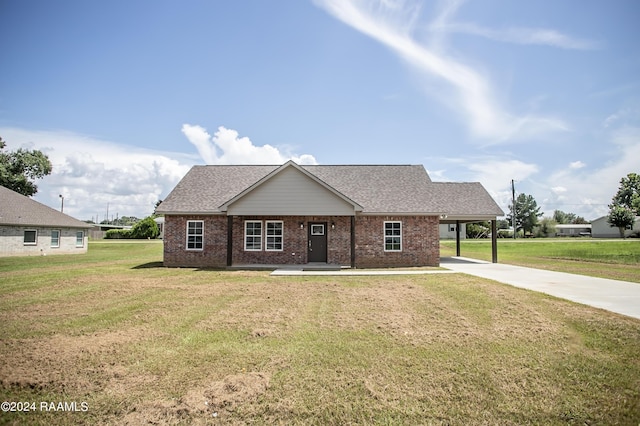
[226, 166, 356, 216]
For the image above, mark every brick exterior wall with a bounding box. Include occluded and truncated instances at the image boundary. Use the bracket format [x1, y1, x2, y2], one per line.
[163, 214, 440, 268]
[353, 215, 439, 268]
[230, 216, 352, 266]
[0, 226, 88, 256]
[163, 215, 228, 268]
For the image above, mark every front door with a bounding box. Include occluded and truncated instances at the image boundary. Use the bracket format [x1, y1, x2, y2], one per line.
[308, 222, 327, 263]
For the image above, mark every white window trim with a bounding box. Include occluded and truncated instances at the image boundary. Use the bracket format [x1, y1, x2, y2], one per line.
[24, 229, 37, 246]
[244, 220, 263, 251]
[75, 231, 85, 248]
[186, 220, 204, 251]
[311, 224, 325, 236]
[265, 220, 284, 252]
[383, 221, 402, 252]
[51, 230, 61, 248]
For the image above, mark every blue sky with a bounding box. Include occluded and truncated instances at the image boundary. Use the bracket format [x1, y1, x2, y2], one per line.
[1, 0, 639, 222]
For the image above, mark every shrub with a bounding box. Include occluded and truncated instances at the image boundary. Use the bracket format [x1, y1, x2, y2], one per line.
[130, 216, 160, 239]
[105, 229, 132, 239]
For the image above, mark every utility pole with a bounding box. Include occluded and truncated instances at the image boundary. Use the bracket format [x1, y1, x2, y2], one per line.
[511, 179, 516, 239]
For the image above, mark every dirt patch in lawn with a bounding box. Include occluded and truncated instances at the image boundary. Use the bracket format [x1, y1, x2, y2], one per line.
[122, 372, 270, 425]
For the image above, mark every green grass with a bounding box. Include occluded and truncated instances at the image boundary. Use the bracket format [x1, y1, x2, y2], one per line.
[441, 238, 640, 283]
[0, 241, 639, 425]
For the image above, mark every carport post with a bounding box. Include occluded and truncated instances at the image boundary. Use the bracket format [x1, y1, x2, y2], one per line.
[491, 219, 498, 263]
[455, 220, 461, 257]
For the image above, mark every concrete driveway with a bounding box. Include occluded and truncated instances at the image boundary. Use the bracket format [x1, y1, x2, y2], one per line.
[441, 257, 640, 320]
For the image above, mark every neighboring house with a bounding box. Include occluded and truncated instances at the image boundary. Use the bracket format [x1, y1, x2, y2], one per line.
[555, 224, 592, 237]
[154, 216, 165, 239]
[0, 186, 90, 256]
[440, 223, 466, 239]
[156, 161, 504, 268]
[591, 215, 640, 238]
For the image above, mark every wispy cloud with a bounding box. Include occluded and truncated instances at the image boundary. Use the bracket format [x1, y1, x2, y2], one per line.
[434, 23, 601, 50]
[315, 0, 568, 143]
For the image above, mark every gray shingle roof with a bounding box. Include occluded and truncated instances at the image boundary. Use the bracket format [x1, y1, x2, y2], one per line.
[156, 163, 504, 217]
[0, 186, 90, 228]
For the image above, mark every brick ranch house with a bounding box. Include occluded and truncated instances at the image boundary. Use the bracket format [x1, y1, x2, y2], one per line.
[0, 186, 90, 256]
[156, 161, 504, 268]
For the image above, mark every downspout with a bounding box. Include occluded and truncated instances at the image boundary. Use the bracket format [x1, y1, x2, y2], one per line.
[227, 215, 233, 267]
[350, 216, 356, 268]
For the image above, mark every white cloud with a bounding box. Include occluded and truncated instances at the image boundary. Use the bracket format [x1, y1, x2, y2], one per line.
[315, 0, 568, 143]
[181, 124, 318, 165]
[2, 125, 318, 221]
[569, 161, 586, 169]
[541, 126, 640, 219]
[1, 127, 195, 221]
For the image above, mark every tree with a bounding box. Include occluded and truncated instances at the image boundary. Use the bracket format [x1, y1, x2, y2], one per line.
[130, 216, 160, 239]
[553, 210, 588, 224]
[507, 193, 543, 235]
[607, 173, 640, 238]
[536, 217, 557, 238]
[0, 137, 52, 196]
[611, 173, 640, 215]
[607, 205, 635, 238]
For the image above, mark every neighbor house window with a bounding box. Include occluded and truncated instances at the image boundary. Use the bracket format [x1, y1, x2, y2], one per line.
[51, 230, 60, 248]
[245, 221, 262, 251]
[24, 230, 37, 245]
[266, 221, 283, 251]
[384, 221, 402, 251]
[76, 231, 85, 247]
[186, 221, 204, 250]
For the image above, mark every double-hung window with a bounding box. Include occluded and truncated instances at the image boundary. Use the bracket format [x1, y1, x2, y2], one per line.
[51, 230, 61, 248]
[265, 221, 283, 251]
[384, 221, 402, 251]
[186, 220, 204, 250]
[244, 221, 262, 251]
[76, 231, 85, 247]
[24, 230, 37, 245]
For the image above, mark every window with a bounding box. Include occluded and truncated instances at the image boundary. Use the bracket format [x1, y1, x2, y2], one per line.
[311, 224, 325, 235]
[76, 231, 85, 247]
[266, 221, 283, 251]
[186, 221, 204, 250]
[24, 230, 37, 245]
[51, 230, 60, 248]
[244, 221, 262, 251]
[384, 221, 402, 251]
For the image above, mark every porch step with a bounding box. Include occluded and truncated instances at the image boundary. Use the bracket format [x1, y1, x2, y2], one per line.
[302, 263, 343, 271]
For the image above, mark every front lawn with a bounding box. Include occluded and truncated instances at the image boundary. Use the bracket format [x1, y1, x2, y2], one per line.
[1, 241, 639, 424]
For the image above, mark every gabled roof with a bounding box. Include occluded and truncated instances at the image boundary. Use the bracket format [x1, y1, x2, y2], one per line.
[156, 162, 504, 218]
[0, 186, 90, 229]
[219, 161, 363, 212]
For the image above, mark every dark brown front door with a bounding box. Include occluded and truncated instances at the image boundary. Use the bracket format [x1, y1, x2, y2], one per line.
[308, 222, 327, 263]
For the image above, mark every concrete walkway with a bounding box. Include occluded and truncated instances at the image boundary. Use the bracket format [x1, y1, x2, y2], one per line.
[271, 258, 640, 320]
[441, 257, 640, 320]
